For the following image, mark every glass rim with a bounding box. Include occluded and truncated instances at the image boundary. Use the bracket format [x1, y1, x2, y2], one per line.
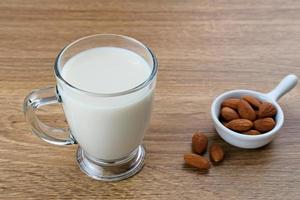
[54, 34, 158, 97]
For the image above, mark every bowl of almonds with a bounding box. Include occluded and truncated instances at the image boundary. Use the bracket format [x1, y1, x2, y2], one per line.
[211, 74, 298, 149]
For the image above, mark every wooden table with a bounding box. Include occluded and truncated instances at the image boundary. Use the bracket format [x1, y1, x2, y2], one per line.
[1, 0, 299, 199]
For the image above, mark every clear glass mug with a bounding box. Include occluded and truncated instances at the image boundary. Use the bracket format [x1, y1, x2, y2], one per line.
[23, 34, 158, 181]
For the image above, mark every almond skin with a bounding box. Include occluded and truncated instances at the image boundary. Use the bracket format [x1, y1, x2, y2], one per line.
[209, 144, 224, 163]
[221, 98, 240, 110]
[242, 96, 262, 109]
[226, 119, 253, 132]
[242, 130, 261, 135]
[254, 118, 276, 132]
[221, 107, 239, 122]
[192, 132, 208, 154]
[237, 100, 256, 121]
[184, 153, 210, 170]
[258, 102, 277, 118]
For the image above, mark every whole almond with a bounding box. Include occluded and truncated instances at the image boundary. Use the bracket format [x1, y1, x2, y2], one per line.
[254, 118, 276, 132]
[226, 119, 253, 132]
[184, 153, 210, 170]
[242, 130, 261, 135]
[237, 100, 256, 121]
[192, 132, 208, 154]
[221, 98, 240, 110]
[209, 144, 224, 163]
[221, 107, 239, 122]
[242, 96, 262, 109]
[258, 102, 277, 118]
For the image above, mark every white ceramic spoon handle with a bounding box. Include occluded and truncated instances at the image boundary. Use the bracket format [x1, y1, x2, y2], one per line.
[266, 74, 298, 101]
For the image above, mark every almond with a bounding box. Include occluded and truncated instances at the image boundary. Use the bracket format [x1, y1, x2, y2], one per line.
[221, 107, 239, 122]
[242, 96, 262, 109]
[192, 132, 208, 154]
[226, 119, 253, 132]
[258, 102, 277, 118]
[221, 98, 240, 110]
[209, 144, 224, 163]
[184, 153, 210, 170]
[254, 118, 276, 132]
[237, 100, 256, 121]
[242, 130, 261, 135]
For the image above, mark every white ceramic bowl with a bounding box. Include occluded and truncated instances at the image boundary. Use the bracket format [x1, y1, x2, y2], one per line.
[211, 74, 298, 149]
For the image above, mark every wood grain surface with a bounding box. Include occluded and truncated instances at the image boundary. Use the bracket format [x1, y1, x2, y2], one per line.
[0, 0, 300, 199]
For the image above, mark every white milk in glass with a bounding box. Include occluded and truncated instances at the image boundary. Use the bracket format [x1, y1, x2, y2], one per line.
[59, 47, 154, 160]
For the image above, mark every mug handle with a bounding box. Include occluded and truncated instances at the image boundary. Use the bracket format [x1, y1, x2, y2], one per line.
[23, 86, 76, 145]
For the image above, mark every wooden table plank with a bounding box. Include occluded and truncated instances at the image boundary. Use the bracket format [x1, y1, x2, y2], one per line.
[0, 0, 299, 199]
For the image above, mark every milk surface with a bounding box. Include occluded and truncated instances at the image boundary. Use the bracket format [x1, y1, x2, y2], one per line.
[62, 47, 151, 94]
[59, 47, 154, 160]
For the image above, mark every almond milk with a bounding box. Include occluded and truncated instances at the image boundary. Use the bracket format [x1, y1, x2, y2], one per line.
[59, 47, 154, 160]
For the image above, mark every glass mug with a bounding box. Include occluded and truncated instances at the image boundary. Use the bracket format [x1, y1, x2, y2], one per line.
[23, 34, 158, 181]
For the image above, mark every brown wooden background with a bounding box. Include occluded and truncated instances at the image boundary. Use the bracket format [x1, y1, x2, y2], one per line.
[0, 0, 299, 199]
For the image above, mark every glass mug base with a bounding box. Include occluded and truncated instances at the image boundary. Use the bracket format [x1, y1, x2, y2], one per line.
[76, 145, 145, 181]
